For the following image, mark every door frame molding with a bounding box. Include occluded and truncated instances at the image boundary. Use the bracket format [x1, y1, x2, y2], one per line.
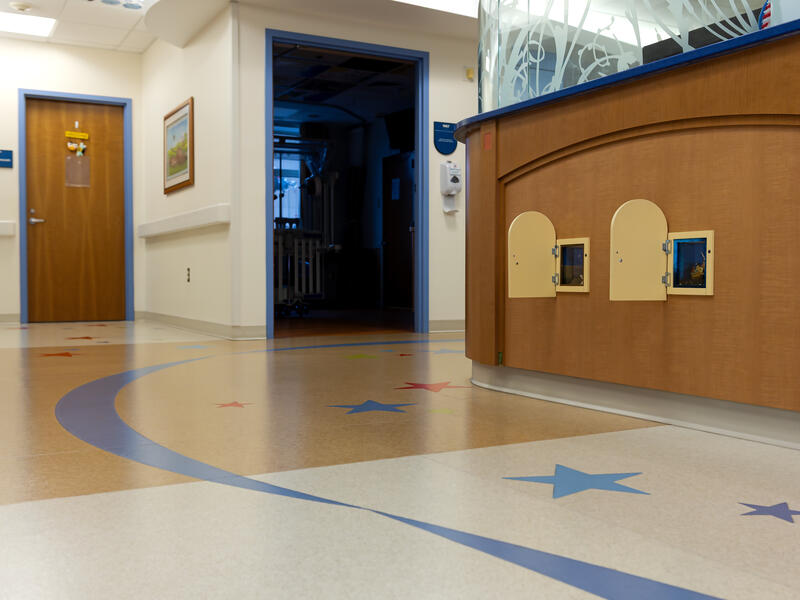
[265, 29, 430, 337]
[18, 89, 134, 322]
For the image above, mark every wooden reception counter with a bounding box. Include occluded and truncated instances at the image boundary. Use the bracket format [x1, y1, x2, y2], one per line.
[457, 28, 800, 422]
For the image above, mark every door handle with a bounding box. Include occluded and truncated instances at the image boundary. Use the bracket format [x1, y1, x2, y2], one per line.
[28, 217, 46, 225]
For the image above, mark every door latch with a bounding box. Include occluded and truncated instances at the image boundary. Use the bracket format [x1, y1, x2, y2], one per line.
[28, 217, 46, 225]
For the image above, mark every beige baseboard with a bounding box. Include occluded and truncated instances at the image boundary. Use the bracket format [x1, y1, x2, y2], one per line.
[136, 311, 266, 341]
[472, 362, 800, 450]
[429, 319, 465, 332]
[0, 314, 20, 323]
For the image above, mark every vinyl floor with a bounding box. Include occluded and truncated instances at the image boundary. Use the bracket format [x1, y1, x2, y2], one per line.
[0, 321, 797, 599]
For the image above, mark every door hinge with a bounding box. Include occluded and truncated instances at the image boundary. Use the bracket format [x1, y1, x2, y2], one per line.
[551, 245, 559, 257]
[662, 240, 672, 255]
[552, 273, 560, 286]
[662, 272, 671, 287]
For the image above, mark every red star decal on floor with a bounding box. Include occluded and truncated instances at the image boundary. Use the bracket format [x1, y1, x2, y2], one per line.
[398, 354, 414, 357]
[215, 401, 253, 408]
[42, 352, 75, 357]
[67, 337, 95, 340]
[395, 382, 471, 392]
[88, 324, 108, 327]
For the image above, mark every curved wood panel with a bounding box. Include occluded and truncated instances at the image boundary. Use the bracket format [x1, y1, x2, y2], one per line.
[501, 124, 800, 411]
[465, 36, 800, 412]
[465, 124, 501, 365]
[500, 114, 800, 185]
[496, 34, 800, 178]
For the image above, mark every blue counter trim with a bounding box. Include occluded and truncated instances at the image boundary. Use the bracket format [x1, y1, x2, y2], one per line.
[456, 20, 800, 141]
[18, 90, 134, 322]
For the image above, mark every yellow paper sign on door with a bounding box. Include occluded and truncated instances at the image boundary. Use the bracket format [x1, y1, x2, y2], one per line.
[65, 131, 89, 140]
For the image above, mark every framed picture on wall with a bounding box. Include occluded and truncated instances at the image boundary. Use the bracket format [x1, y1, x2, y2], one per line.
[163, 97, 194, 194]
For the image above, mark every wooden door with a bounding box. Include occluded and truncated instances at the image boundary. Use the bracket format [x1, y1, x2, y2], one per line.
[382, 153, 414, 310]
[26, 99, 125, 322]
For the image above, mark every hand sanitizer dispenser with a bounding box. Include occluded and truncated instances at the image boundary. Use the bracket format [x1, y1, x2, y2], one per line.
[440, 160, 462, 214]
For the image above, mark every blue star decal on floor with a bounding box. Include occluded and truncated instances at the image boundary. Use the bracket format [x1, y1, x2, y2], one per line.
[328, 400, 416, 414]
[505, 464, 649, 498]
[430, 348, 463, 355]
[740, 502, 800, 523]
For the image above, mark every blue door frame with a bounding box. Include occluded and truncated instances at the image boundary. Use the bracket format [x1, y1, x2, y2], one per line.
[265, 29, 430, 337]
[18, 89, 134, 323]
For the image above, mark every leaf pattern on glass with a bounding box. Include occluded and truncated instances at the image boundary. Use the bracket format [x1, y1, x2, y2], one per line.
[480, 0, 762, 111]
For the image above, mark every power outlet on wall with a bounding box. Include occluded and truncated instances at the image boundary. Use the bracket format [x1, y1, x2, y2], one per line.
[187, 267, 191, 283]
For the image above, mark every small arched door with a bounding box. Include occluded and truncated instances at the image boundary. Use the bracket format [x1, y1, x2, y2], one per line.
[609, 199, 667, 301]
[508, 211, 556, 298]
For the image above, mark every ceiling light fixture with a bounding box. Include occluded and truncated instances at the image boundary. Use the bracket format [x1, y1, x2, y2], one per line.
[99, 0, 144, 8]
[391, 0, 478, 19]
[0, 11, 55, 36]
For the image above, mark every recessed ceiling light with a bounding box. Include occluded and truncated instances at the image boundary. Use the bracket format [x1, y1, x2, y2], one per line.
[99, 0, 144, 8]
[392, 0, 478, 18]
[0, 11, 55, 37]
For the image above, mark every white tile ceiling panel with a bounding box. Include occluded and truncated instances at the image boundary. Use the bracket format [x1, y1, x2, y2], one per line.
[52, 20, 129, 45]
[59, 0, 145, 28]
[0, 0, 67, 19]
[0, 0, 158, 52]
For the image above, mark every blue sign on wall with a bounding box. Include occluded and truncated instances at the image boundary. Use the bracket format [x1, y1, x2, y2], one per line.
[0, 150, 12, 169]
[433, 122, 457, 156]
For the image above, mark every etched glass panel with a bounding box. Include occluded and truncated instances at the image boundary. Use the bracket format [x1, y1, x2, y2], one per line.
[479, 0, 769, 111]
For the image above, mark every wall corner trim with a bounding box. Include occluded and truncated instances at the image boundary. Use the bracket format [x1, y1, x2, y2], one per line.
[138, 204, 231, 239]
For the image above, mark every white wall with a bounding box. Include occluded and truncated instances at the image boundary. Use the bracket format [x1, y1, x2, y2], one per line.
[234, 3, 477, 328]
[0, 38, 143, 318]
[140, 7, 235, 325]
[0, 3, 476, 330]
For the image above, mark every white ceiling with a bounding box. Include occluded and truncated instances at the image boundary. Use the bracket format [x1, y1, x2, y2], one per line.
[0, 0, 479, 55]
[0, 0, 157, 52]
[242, 0, 478, 41]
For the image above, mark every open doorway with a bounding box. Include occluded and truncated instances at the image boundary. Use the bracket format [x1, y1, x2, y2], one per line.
[267, 32, 429, 338]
